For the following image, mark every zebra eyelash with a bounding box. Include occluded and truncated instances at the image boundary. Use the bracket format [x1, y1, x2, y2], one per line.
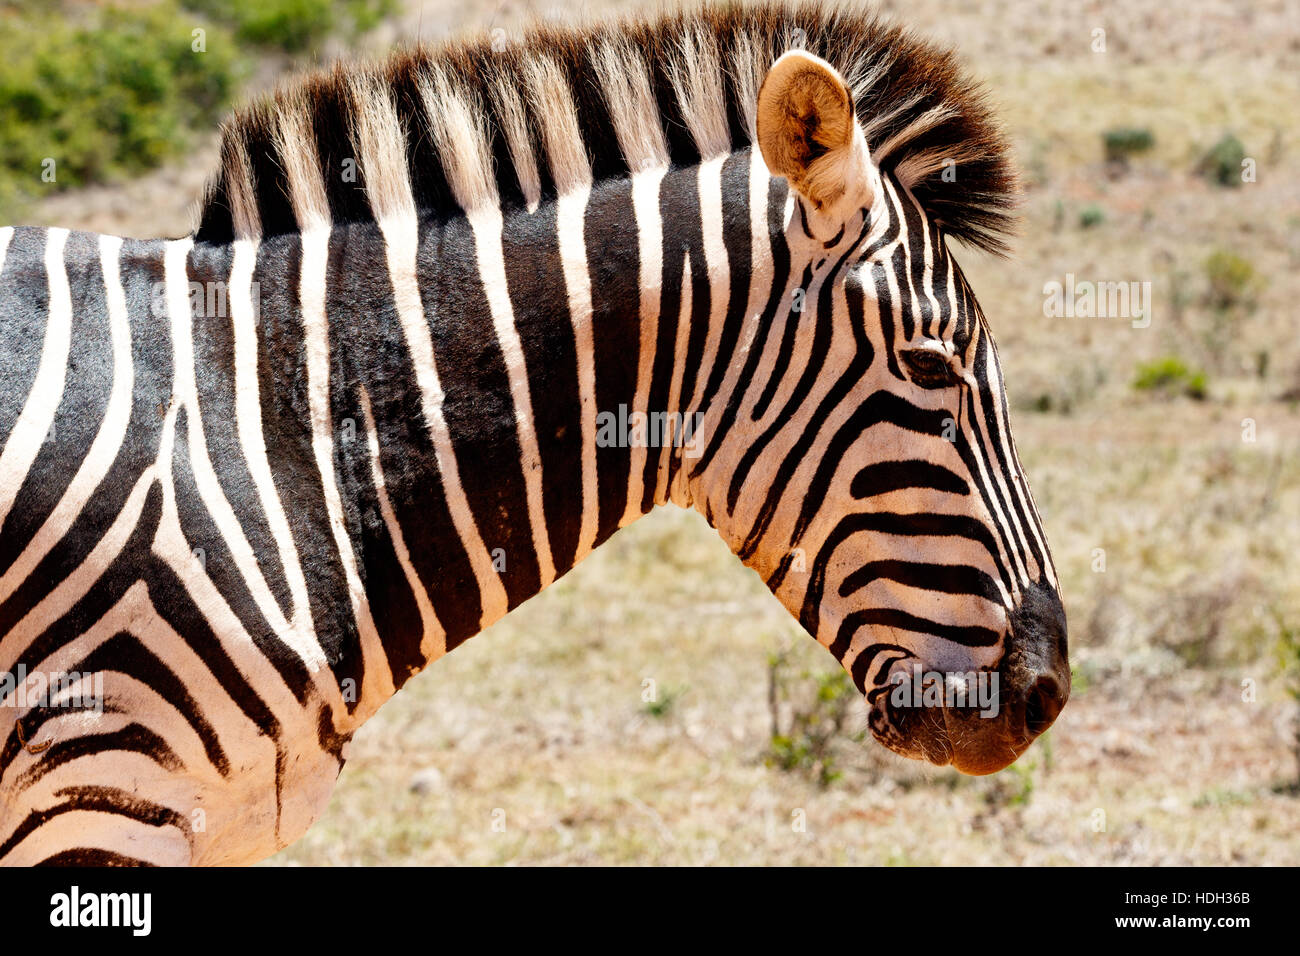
[899, 346, 960, 388]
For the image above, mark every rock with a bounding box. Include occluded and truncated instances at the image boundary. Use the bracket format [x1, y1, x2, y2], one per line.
[408, 767, 445, 795]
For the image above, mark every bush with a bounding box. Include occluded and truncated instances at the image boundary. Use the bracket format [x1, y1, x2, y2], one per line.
[1272, 609, 1300, 793]
[0, 0, 396, 221]
[1102, 126, 1154, 164]
[186, 0, 397, 53]
[0, 2, 242, 219]
[765, 651, 863, 788]
[1079, 204, 1105, 228]
[1133, 356, 1208, 400]
[1203, 250, 1260, 312]
[1197, 134, 1248, 187]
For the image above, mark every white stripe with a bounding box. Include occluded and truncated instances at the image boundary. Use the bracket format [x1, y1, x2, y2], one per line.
[556, 185, 600, 560]
[468, 206, 555, 587]
[229, 239, 327, 642]
[0, 234, 133, 603]
[0, 228, 71, 531]
[912, 197, 942, 339]
[680, 155, 731, 419]
[162, 239, 328, 671]
[688, 151, 778, 515]
[951, 352, 1029, 590]
[377, 214, 509, 626]
[621, 165, 667, 526]
[0, 460, 155, 671]
[669, 154, 732, 509]
[152, 389, 341, 723]
[882, 182, 1027, 591]
[358, 385, 446, 662]
[299, 227, 396, 709]
[0, 226, 12, 273]
[656, 252, 694, 503]
[966, 320, 1039, 590]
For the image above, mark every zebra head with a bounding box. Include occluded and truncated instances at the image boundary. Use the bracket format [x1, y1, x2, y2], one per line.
[701, 50, 1068, 775]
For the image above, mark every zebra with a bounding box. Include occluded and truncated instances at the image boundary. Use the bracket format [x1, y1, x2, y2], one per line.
[0, 0, 1068, 866]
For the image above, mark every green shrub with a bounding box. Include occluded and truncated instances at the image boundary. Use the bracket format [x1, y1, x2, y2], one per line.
[1203, 250, 1260, 312]
[1133, 356, 1208, 400]
[186, 0, 397, 52]
[765, 651, 862, 788]
[1103, 126, 1154, 163]
[0, 0, 397, 220]
[641, 683, 687, 718]
[0, 2, 242, 219]
[1197, 134, 1248, 187]
[1272, 609, 1300, 793]
[1079, 204, 1105, 228]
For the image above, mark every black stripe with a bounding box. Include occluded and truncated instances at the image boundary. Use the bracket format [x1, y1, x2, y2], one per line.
[585, 175, 644, 544]
[420, 215, 541, 608]
[502, 200, 583, 571]
[168, 408, 312, 710]
[0, 228, 49, 444]
[254, 233, 381, 705]
[186, 241, 294, 621]
[738, 219, 876, 559]
[832, 607, 1001, 660]
[680, 150, 754, 428]
[0, 231, 111, 578]
[849, 459, 969, 498]
[640, 164, 704, 512]
[18, 722, 182, 789]
[0, 786, 187, 860]
[74, 631, 230, 776]
[331, 223, 483, 652]
[838, 559, 1001, 602]
[690, 177, 790, 479]
[800, 510, 1011, 637]
[35, 848, 156, 866]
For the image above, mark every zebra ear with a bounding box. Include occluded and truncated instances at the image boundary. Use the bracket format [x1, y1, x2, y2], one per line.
[756, 51, 868, 214]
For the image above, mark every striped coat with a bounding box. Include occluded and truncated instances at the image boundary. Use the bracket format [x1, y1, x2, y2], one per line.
[0, 1, 1067, 865]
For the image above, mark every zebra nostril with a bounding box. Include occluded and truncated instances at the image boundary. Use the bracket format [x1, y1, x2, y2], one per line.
[1023, 675, 1063, 737]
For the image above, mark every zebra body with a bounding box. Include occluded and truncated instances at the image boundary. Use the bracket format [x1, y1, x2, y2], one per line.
[0, 1, 1068, 865]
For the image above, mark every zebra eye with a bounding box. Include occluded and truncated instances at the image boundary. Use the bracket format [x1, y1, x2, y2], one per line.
[900, 348, 958, 388]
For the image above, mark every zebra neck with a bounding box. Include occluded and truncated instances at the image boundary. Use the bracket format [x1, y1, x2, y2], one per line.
[308, 149, 779, 700]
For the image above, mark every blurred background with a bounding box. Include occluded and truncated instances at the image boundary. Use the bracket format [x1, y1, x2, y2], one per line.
[2, 0, 1298, 864]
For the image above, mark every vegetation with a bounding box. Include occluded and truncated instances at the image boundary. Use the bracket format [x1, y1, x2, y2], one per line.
[185, 0, 396, 52]
[0, 2, 239, 217]
[1079, 203, 1106, 228]
[1197, 250, 1264, 370]
[1133, 356, 1208, 399]
[0, 0, 393, 221]
[641, 683, 687, 718]
[1203, 249, 1261, 312]
[766, 650, 863, 788]
[1197, 133, 1248, 187]
[1102, 126, 1155, 165]
[1273, 611, 1300, 793]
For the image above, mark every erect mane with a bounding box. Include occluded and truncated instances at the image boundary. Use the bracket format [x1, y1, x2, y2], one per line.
[195, 0, 1017, 253]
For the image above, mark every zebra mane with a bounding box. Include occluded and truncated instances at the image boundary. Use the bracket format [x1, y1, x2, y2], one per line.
[195, 0, 1018, 253]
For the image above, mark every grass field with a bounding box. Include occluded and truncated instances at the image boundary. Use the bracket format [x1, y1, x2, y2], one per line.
[13, 0, 1300, 865]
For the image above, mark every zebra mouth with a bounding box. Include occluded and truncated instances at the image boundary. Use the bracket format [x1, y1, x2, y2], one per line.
[866, 669, 956, 768]
[863, 581, 1070, 774]
[871, 687, 1032, 774]
[867, 658, 1039, 774]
